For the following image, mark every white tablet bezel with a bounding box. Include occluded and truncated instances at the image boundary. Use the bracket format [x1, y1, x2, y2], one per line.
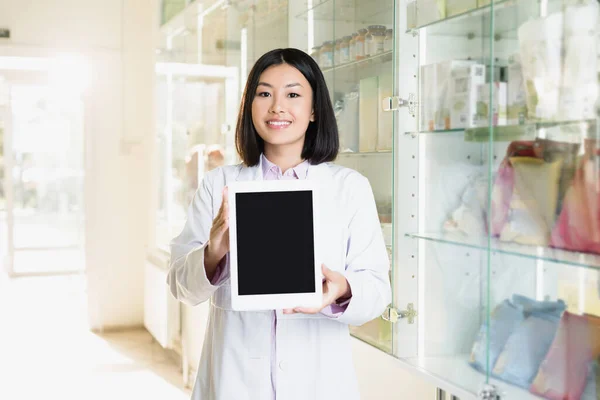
[227, 180, 322, 311]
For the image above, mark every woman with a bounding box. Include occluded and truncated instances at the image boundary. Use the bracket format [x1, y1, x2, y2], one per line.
[168, 48, 391, 400]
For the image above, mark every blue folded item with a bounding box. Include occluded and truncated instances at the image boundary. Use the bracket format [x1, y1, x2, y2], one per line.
[581, 361, 599, 400]
[469, 300, 524, 373]
[492, 312, 561, 388]
[469, 295, 566, 376]
[511, 294, 566, 317]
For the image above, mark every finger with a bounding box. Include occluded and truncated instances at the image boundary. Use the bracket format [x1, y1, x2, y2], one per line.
[321, 264, 337, 281]
[283, 308, 296, 314]
[222, 186, 229, 206]
[293, 307, 320, 314]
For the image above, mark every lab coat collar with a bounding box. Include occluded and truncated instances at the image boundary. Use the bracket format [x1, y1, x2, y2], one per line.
[235, 159, 333, 183]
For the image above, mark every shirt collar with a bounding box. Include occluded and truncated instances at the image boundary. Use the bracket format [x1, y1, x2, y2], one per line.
[260, 153, 310, 179]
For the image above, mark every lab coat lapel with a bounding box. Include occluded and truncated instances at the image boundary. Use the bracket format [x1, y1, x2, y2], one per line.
[234, 161, 263, 182]
[307, 163, 343, 272]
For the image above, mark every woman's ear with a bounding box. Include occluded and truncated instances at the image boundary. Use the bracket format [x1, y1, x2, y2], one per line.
[310, 110, 315, 122]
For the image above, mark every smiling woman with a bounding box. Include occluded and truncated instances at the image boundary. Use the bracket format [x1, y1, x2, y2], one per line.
[235, 48, 339, 169]
[168, 47, 391, 400]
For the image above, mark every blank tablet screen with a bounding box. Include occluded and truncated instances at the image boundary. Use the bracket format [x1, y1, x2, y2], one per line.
[234, 190, 316, 296]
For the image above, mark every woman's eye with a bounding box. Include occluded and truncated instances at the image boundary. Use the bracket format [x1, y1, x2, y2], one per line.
[257, 92, 271, 97]
[288, 93, 300, 98]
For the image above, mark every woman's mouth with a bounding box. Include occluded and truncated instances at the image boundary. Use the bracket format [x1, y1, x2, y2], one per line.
[266, 120, 292, 129]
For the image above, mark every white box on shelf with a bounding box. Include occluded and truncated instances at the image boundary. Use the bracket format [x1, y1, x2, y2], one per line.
[475, 82, 508, 127]
[446, 0, 477, 17]
[507, 54, 527, 125]
[377, 73, 394, 151]
[420, 63, 438, 131]
[407, 1, 417, 29]
[416, 0, 446, 27]
[449, 63, 485, 129]
[359, 76, 379, 152]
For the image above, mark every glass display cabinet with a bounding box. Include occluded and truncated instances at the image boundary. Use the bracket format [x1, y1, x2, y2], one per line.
[157, 0, 600, 397]
[391, 0, 600, 398]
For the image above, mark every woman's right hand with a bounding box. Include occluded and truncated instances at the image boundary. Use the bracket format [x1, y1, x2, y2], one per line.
[204, 187, 229, 274]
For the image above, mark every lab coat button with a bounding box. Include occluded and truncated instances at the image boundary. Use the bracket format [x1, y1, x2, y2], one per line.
[279, 361, 286, 371]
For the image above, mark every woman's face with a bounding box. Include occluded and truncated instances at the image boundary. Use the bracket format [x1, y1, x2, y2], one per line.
[251, 63, 314, 155]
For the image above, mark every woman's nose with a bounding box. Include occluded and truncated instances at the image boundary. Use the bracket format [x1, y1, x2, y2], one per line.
[269, 98, 285, 114]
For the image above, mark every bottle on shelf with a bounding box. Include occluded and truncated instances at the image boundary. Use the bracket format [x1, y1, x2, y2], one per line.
[356, 29, 368, 60]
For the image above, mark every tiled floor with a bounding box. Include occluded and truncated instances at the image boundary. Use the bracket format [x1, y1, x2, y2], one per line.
[0, 272, 191, 400]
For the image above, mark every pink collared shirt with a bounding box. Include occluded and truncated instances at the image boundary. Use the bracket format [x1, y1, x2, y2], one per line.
[210, 154, 350, 399]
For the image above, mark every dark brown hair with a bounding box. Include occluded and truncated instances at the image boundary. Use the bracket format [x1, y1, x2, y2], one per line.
[235, 48, 339, 166]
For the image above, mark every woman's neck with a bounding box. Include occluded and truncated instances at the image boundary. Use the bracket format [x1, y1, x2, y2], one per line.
[263, 146, 305, 172]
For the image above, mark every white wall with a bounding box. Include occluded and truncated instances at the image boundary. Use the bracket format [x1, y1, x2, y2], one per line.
[0, 0, 156, 330]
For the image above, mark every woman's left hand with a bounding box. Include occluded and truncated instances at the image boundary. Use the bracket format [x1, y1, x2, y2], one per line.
[283, 264, 351, 314]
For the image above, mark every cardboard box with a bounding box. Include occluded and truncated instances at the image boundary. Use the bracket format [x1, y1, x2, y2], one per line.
[420, 63, 437, 131]
[377, 73, 394, 151]
[446, 0, 477, 17]
[359, 76, 379, 152]
[421, 60, 477, 131]
[507, 54, 527, 124]
[449, 63, 485, 129]
[407, 1, 417, 29]
[475, 82, 508, 127]
[416, 0, 446, 27]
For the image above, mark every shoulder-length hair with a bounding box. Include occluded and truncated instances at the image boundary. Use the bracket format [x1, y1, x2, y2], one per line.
[235, 48, 339, 166]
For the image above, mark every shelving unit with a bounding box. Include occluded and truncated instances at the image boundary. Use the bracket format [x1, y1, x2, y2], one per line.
[406, 232, 600, 270]
[401, 354, 542, 400]
[295, 0, 393, 23]
[321, 51, 393, 74]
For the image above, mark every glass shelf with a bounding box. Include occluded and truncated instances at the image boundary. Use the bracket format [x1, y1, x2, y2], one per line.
[320, 51, 393, 75]
[338, 150, 392, 157]
[406, 232, 600, 270]
[413, 119, 596, 141]
[296, 0, 392, 23]
[402, 354, 538, 400]
[407, 0, 540, 39]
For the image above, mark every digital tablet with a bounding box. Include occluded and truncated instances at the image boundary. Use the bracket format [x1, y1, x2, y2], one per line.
[227, 180, 322, 311]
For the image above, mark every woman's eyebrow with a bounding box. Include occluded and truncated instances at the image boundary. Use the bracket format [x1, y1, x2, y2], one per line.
[257, 82, 303, 88]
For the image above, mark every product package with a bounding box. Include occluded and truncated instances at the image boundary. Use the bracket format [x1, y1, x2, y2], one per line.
[530, 312, 600, 400]
[377, 73, 394, 151]
[416, 0, 446, 27]
[558, 1, 599, 121]
[407, 1, 417, 29]
[499, 157, 563, 246]
[420, 63, 438, 131]
[518, 12, 563, 120]
[507, 54, 528, 125]
[446, 0, 477, 17]
[421, 60, 478, 130]
[449, 63, 485, 129]
[475, 82, 507, 127]
[359, 76, 379, 152]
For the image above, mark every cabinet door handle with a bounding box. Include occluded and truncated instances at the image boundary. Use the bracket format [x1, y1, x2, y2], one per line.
[382, 93, 417, 116]
[382, 303, 418, 324]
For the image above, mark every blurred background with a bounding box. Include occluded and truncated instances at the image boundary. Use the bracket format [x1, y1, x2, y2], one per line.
[0, 1, 435, 399]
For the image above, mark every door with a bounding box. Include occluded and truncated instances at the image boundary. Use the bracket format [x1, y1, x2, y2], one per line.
[0, 57, 86, 276]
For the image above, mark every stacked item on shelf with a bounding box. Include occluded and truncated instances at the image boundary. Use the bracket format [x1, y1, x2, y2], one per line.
[420, 60, 514, 132]
[469, 295, 600, 400]
[518, 0, 598, 122]
[336, 73, 394, 154]
[490, 139, 600, 256]
[311, 25, 393, 69]
[443, 136, 600, 258]
[407, 0, 503, 29]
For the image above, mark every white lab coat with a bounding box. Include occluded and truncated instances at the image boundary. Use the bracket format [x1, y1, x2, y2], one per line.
[168, 160, 392, 400]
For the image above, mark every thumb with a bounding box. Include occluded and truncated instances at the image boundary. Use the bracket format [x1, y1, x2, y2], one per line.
[222, 186, 229, 202]
[321, 264, 335, 281]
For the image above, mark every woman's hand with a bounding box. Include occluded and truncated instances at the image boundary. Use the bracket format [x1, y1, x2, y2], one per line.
[283, 264, 351, 314]
[204, 187, 229, 278]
